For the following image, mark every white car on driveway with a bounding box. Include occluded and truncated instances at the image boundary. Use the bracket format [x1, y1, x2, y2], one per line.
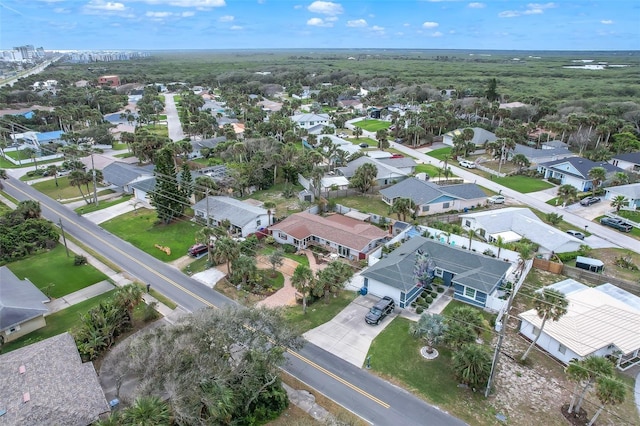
[458, 159, 476, 169]
[488, 195, 505, 204]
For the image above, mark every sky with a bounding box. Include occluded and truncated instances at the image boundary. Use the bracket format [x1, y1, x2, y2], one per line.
[0, 0, 638, 51]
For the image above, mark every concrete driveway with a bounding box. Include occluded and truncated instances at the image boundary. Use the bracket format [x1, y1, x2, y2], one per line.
[303, 294, 397, 368]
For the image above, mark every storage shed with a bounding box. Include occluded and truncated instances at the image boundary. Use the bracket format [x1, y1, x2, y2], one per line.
[575, 256, 604, 273]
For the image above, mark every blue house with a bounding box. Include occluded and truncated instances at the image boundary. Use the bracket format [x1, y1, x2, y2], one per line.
[361, 236, 512, 310]
[537, 157, 623, 192]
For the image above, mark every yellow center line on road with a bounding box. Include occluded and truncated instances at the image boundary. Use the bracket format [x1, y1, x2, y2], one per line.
[9, 181, 391, 409]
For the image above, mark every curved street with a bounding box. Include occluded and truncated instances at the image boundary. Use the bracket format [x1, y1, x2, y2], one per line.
[2, 176, 467, 426]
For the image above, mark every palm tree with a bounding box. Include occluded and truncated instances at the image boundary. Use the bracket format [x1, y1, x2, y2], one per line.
[410, 313, 447, 354]
[610, 171, 628, 186]
[452, 344, 492, 389]
[610, 195, 629, 213]
[391, 198, 414, 222]
[291, 264, 314, 314]
[69, 169, 91, 204]
[46, 164, 60, 187]
[213, 237, 240, 276]
[263, 201, 276, 226]
[376, 128, 390, 150]
[557, 184, 578, 205]
[23, 147, 38, 170]
[122, 396, 171, 425]
[587, 166, 606, 197]
[440, 151, 454, 182]
[511, 153, 530, 173]
[569, 356, 615, 414]
[353, 127, 363, 139]
[587, 376, 626, 426]
[466, 228, 476, 251]
[495, 235, 505, 259]
[521, 288, 568, 361]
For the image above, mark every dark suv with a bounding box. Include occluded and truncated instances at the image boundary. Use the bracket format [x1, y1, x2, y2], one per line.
[600, 217, 633, 232]
[580, 196, 601, 206]
[365, 296, 395, 325]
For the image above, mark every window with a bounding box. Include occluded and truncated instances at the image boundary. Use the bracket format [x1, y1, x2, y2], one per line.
[443, 202, 450, 209]
[465, 220, 471, 227]
[435, 268, 443, 277]
[422, 205, 430, 212]
[558, 344, 567, 355]
[532, 326, 540, 336]
[464, 287, 476, 299]
[278, 232, 286, 239]
[256, 219, 261, 226]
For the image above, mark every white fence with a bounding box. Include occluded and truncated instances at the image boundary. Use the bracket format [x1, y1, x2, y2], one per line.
[605, 209, 639, 229]
[475, 163, 506, 178]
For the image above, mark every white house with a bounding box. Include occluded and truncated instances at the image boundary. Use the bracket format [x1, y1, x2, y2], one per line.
[362, 236, 512, 310]
[442, 127, 497, 150]
[604, 182, 640, 211]
[518, 279, 640, 371]
[610, 152, 640, 173]
[193, 196, 270, 237]
[290, 113, 332, 132]
[337, 156, 410, 187]
[537, 157, 624, 192]
[459, 207, 583, 256]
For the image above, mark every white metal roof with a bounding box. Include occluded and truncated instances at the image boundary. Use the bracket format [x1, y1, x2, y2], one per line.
[344, 210, 371, 221]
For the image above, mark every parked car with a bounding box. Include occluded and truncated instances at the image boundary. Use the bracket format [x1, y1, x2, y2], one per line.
[600, 217, 633, 232]
[488, 195, 505, 204]
[395, 138, 405, 144]
[359, 142, 369, 148]
[337, 133, 347, 138]
[56, 169, 71, 177]
[188, 243, 209, 257]
[365, 296, 395, 325]
[566, 230, 585, 240]
[458, 159, 476, 169]
[580, 196, 601, 206]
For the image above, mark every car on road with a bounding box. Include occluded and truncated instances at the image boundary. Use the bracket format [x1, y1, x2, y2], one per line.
[359, 142, 369, 148]
[600, 217, 633, 232]
[488, 195, 505, 204]
[395, 138, 405, 144]
[458, 159, 476, 169]
[365, 296, 395, 325]
[566, 230, 585, 240]
[580, 196, 601, 206]
[56, 169, 71, 177]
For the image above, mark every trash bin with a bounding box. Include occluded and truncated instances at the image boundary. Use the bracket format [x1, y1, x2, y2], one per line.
[463, 207, 468, 213]
[360, 287, 368, 296]
[109, 399, 120, 410]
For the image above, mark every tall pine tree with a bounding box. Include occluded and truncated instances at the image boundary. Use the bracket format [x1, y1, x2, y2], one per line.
[179, 162, 193, 201]
[150, 147, 186, 224]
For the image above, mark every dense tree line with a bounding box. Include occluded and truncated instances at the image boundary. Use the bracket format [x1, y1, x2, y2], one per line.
[0, 200, 58, 262]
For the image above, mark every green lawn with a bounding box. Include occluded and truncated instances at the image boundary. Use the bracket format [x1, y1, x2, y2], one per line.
[101, 209, 204, 261]
[528, 207, 592, 236]
[283, 291, 357, 334]
[426, 147, 453, 161]
[617, 209, 640, 223]
[32, 176, 110, 200]
[6, 245, 109, 298]
[490, 175, 554, 193]
[74, 194, 132, 214]
[349, 137, 377, 146]
[114, 152, 135, 159]
[366, 317, 494, 425]
[0, 290, 117, 354]
[353, 120, 390, 132]
[414, 164, 441, 177]
[333, 195, 391, 218]
[0, 157, 17, 168]
[112, 142, 128, 150]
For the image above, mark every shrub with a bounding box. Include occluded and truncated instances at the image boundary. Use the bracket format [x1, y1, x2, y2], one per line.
[437, 287, 444, 293]
[143, 301, 160, 322]
[556, 251, 580, 262]
[74, 255, 88, 266]
[430, 291, 437, 298]
[416, 306, 424, 314]
[483, 249, 496, 257]
[425, 296, 433, 304]
[264, 236, 276, 245]
[282, 244, 297, 254]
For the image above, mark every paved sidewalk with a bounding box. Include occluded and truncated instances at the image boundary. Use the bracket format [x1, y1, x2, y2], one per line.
[46, 280, 116, 314]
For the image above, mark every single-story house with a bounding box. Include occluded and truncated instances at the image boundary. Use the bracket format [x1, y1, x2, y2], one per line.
[189, 136, 227, 159]
[442, 127, 497, 150]
[193, 196, 270, 236]
[376, 157, 417, 175]
[102, 161, 154, 194]
[519, 279, 640, 370]
[459, 207, 583, 256]
[362, 236, 512, 309]
[0, 266, 49, 344]
[290, 113, 331, 130]
[337, 156, 410, 187]
[317, 135, 360, 156]
[257, 99, 283, 113]
[269, 212, 388, 260]
[337, 99, 364, 112]
[604, 182, 640, 210]
[10, 130, 65, 149]
[610, 152, 640, 173]
[0, 333, 110, 424]
[380, 177, 487, 216]
[509, 142, 575, 165]
[537, 157, 624, 192]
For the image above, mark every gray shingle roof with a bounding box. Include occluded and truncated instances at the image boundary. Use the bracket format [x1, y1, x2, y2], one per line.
[103, 162, 153, 187]
[612, 152, 640, 164]
[0, 333, 110, 425]
[0, 266, 48, 331]
[379, 177, 486, 205]
[446, 127, 497, 146]
[190, 136, 226, 151]
[376, 157, 417, 169]
[193, 196, 268, 228]
[539, 157, 623, 179]
[338, 156, 407, 180]
[362, 236, 510, 294]
[512, 144, 574, 160]
[605, 182, 640, 199]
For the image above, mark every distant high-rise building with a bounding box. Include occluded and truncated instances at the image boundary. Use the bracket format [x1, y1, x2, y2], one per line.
[14, 45, 36, 60]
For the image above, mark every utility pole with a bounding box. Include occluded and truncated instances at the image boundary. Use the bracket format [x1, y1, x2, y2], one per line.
[58, 218, 70, 257]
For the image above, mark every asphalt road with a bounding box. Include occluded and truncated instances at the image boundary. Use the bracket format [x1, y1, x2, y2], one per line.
[164, 93, 185, 142]
[3, 177, 467, 426]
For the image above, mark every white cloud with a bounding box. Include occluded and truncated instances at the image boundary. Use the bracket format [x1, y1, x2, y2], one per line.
[308, 1, 343, 16]
[230, 25, 243, 30]
[182, 11, 194, 16]
[431, 31, 443, 37]
[218, 15, 234, 21]
[499, 2, 555, 18]
[307, 17, 332, 27]
[371, 25, 384, 33]
[53, 7, 70, 13]
[166, 0, 226, 7]
[422, 21, 439, 28]
[347, 19, 367, 27]
[146, 11, 171, 17]
[468, 2, 485, 8]
[294, 4, 303, 9]
[326, 16, 338, 22]
[257, 0, 265, 4]
[85, 0, 126, 12]
[600, 19, 613, 24]
[403, 23, 410, 27]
